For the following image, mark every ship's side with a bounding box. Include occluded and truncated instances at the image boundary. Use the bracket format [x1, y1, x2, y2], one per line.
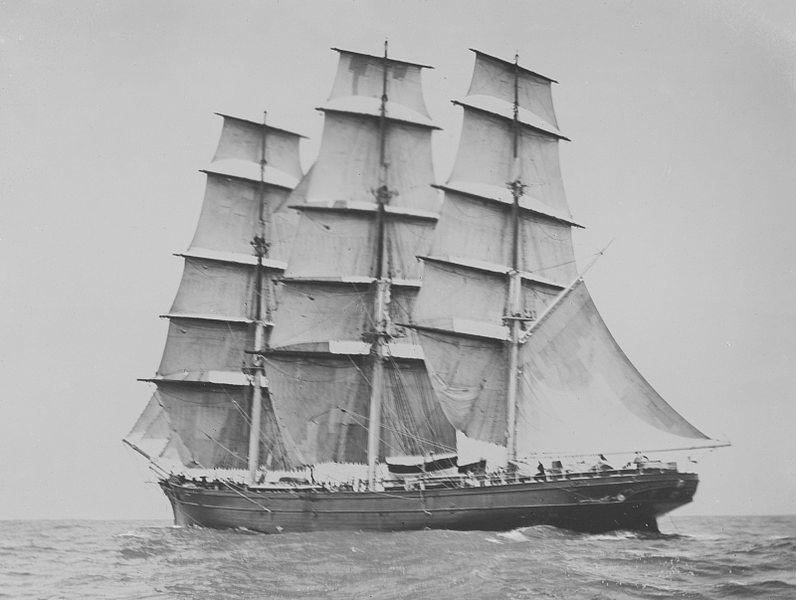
[161, 470, 698, 534]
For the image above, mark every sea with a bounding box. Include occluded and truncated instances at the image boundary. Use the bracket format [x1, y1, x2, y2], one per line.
[1, 516, 793, 599]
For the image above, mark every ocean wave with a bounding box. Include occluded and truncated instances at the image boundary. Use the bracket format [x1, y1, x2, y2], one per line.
[749, 537, 796, 553]
[497, 529, 534, 542]
[115, 531, 148, 539]
[714, 579, 796, 597]
[585, 530, 684, 542]
[0, 516, 793, 600]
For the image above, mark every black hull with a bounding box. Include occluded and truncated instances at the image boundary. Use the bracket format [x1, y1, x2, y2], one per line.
[160, 470, 698, 534]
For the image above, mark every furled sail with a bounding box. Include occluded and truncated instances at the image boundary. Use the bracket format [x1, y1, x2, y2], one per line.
[126, 113, 305, 470]
[515, 280, 711, 456]
[266, 48, 455, 465]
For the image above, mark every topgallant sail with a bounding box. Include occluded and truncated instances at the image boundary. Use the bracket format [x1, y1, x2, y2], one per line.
[125, 45, 726, 534]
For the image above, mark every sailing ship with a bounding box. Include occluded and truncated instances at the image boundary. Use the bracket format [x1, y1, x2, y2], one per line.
[125, 45, 726, 534]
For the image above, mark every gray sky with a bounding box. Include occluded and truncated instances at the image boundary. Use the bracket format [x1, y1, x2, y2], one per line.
[1, 0, 794, 519]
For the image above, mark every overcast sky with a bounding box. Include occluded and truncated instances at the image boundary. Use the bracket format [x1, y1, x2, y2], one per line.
[1, 0, 794, 520]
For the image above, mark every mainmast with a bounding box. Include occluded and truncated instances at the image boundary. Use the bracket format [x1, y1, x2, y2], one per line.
[366, 40, 393, 490]
[262, 46, 453, 476]
[505, 53, 524, 468]
[247, 111, 270, 484]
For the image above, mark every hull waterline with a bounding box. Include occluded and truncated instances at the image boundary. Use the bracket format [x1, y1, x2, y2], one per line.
[160, 470, 698, 534]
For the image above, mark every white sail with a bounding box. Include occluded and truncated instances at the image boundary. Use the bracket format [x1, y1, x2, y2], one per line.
[428, 190, 577, 285]
[291, 111, 439, 211]
[415, 329, 508, 445]
[124, 394, 188, 464]
[283, 208, 435, 282]
[467, 49, 559, 130]
[212, 114, 303, 182]
[269, 282, 421, 350]
[516, 280, 711, 456]
[169, 257, 256, 322]
[147, 383, 292, 469]
[190, 173, 296, 260]
[449, 107, 570, 217]
[265, 355, 451, 465]
[157, 319, 252, 380]
[327, 49, 432, 122]
[414, 259, 561, 334]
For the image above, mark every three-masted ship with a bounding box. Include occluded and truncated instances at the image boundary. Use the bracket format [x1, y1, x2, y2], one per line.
[125, 45, 725, 534]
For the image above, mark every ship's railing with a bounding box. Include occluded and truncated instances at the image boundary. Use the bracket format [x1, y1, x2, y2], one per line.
[383, 462, 680, 491]
[167, 461, 681, 493]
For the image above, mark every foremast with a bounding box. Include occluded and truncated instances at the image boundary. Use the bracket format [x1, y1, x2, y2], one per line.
[246, 111, 273, 483]
[505, 53, 527, 467]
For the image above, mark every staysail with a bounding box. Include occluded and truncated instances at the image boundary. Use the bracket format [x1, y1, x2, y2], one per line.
[265, 47, 455, 474]
[414, 50, 712, 464]
[516, 279, 711, 456]
[126, 114, 305, 471]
